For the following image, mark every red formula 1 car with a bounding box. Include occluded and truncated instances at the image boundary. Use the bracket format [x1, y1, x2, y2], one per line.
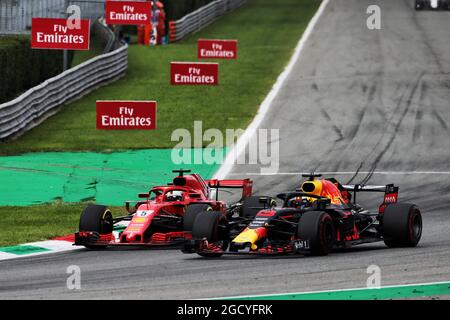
[183, 173, 423, 257]
[74, 169, 253, 249]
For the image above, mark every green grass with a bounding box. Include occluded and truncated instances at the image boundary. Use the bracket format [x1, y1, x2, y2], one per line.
[0, 202, 123, 247]
[0, 0, 319, 245]
[0, 0, 319, 155]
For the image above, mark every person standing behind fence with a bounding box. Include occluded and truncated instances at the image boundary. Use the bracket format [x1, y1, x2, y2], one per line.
[137, 0, 166, 46]
[156, 1, 166, 45]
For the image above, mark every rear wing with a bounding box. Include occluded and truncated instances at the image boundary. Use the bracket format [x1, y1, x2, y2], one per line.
[342, 184, 399, 213]
[206, 179, 253, 200]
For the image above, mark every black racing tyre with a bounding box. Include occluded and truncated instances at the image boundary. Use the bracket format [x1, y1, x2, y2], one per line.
[79, 205, 113, 249]
[192, 211, 229, 257]
[241, 196, 275, 218]
[183, 204, 212, 231]
[297, 211, 334, 256]
[383, 203, 422, 248]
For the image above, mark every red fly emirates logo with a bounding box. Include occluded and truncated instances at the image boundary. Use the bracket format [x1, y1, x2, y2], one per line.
[170, 62, 218, 85]
[96, 101, 157, 130]
[105, 1, 152, 25]
[198, 39, 237, 59]
[31, 18, 90, 50]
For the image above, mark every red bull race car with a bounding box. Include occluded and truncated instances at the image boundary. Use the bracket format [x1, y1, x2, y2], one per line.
[74, 169, 253, 249]
[415, 0, 450, 10]
[183, 173, 423, 257]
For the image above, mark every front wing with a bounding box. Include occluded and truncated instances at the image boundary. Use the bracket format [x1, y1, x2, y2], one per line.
[74, 231, 190, 248]
[182, 239, 311, 255]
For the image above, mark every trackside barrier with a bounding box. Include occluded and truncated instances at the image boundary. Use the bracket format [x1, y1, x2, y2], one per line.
[169, 0, 247, 42]
[0, 25, 127, 141]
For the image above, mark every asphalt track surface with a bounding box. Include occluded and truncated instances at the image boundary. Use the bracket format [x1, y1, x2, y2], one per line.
[1, 0, 450, 299]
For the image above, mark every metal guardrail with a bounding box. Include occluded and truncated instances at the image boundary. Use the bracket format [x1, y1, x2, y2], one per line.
[0, 0, 243, 140]
[94, 17, 121, 53]
[169, 0, 247, 42]
[0, 37, 127, 141]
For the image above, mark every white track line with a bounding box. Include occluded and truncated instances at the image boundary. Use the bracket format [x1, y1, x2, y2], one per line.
[0, 252, 17, 261]
[213, 0, 330, 180]
[0, 240, 81, 261]
[227, 171, 450, 176]
[25, 240, 79, 252]
[210, 280, 450, 300]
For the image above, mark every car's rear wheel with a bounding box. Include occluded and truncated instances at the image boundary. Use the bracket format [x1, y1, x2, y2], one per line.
[192, 211, 229, 257]
[383, 203, 422, 248]
[79, 204, 113, 249]
[297, 211, 334, 256]
[183, 204, 212, 231]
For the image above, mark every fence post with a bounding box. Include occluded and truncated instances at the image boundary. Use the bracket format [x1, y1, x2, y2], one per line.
[63, 0, 69, 71]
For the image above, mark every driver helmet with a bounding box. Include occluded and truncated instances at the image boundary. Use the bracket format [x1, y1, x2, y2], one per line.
[289, 196, 313, 209]
[166, 190, 184, 201]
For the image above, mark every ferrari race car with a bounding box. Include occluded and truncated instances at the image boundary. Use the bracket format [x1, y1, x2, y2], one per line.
[415, 0, 450, 10]
[183, 174, 423, 257]
[74, 169, 253, 249]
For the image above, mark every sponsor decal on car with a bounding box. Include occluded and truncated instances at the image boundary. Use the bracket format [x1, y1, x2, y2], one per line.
[126, 226, 143, 232]
[384, 193, 398, 204]
[136, 210, 154, 217]
[293, 239, 310, 250]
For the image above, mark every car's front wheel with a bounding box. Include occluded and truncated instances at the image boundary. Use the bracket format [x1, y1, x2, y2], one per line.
[192, 211, 229, 257]
[183, 204, 212, 231]
[79, 204, 113, 249]
[297, 211, 334, 256]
